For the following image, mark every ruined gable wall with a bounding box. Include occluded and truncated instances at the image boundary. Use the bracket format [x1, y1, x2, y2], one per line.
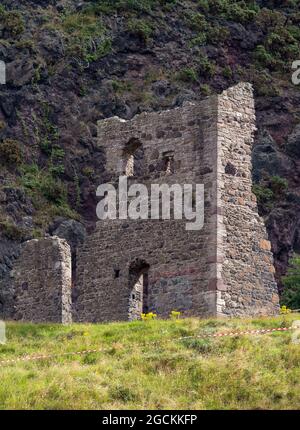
[75, 97, 220, 322]
[11, 237, 72, 323]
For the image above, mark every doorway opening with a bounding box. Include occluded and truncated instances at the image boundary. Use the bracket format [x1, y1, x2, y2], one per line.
[128, 259, 149, 320]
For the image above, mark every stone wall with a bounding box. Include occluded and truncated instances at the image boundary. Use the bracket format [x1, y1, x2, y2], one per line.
[75, 97, 219, 322]
[11, 237, 72, 323]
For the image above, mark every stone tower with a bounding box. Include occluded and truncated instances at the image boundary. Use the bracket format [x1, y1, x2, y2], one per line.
[74, 83, 280, 322]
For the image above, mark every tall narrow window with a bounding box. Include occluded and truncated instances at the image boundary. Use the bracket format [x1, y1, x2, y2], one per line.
[163, 151, 174, 174]
[125, 153, 135, 177]
[123, 138, 143, 177]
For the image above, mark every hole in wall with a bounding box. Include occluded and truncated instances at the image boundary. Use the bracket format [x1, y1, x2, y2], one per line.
[225, 162, 237, 176]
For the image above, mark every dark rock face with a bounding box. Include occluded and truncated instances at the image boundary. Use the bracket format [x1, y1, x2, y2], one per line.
[49, 218, 86, 254]
[286, 124, 300, 159]
[267, 208, 300, 290]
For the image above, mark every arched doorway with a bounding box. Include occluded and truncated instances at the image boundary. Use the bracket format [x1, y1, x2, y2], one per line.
[128, 259, 149, 320]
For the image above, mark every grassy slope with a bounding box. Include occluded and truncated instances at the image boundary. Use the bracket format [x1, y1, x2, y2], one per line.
[1, 314, 300, 410]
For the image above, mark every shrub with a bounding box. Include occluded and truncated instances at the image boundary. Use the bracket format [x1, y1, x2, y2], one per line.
[81, 166, 95, 178]
[198, 54, 216, 78]
[0, 8, 25, 37]
[20, 164, 68, 206]
[62, 12, 111, 62]
[111, 80, 133, 93]
[207, 24, 230, 44]
[200, 83, 211, 96]
[198, 0, 258, 23]
[226, 2, 258, 23]
[255, 8, 286, 32]
[269, 175, 288, 196]
[176, 67, 198, 83]
[0, 139, 22, 166]
[265, 29, 299, 61]
[253, 45, 277, 69]
[222, 65, 233, 79]
[49, 146, 65, 177]
[127, 18, 154, 42]
[0, 220, 25, 241]
[252, 184, 274, 210]
[281, 255, 300, 309]
[197, 0, 210, 14]
[250, 69, 280, 97]
[84, 0, 177, 15]
[187, 12, 208, 32]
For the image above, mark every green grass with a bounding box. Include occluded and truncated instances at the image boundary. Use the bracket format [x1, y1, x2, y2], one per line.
[0, 314, 300, 410]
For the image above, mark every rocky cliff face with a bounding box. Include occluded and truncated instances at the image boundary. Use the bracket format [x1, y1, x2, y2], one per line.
[0, 0, 300, 298]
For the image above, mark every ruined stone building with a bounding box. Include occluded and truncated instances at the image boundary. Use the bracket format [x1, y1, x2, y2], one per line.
[2, 83, 280, 323]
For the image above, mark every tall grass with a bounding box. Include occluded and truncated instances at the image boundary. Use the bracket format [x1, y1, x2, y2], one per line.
[0, 314, 300, 409]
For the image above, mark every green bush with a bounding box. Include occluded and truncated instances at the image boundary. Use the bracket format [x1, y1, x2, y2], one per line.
[200, 83, 211, 96]
[198, 0, 258, 23]
[20, 164, 68, 206]
[281, 255, 300, 309]
[84, 0, 177, 15]
[176, 67, 198, 83]
[111, 80, 133, 94]
[222, 65, 233, 79]
[186, 12, 208, 32]
[0, 139, 22, 166]
[62, 12, 111, 62]
[250, 69, 280, 97]
[49, 145, 65, 177]
[0, 7, 24, 37]
[253, 45, 277, 69]
[0, 220, 25, 241]
[265, 29, 299, 61]
[252, 184, 274, 209]
[198, 54, 216, 78]
[252, 176, 288, 211]
[127, 18, 154, 42]
[269, 175, 288, 196]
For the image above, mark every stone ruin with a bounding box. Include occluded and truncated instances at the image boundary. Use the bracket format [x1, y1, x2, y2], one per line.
[0, 83, 280, 323]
